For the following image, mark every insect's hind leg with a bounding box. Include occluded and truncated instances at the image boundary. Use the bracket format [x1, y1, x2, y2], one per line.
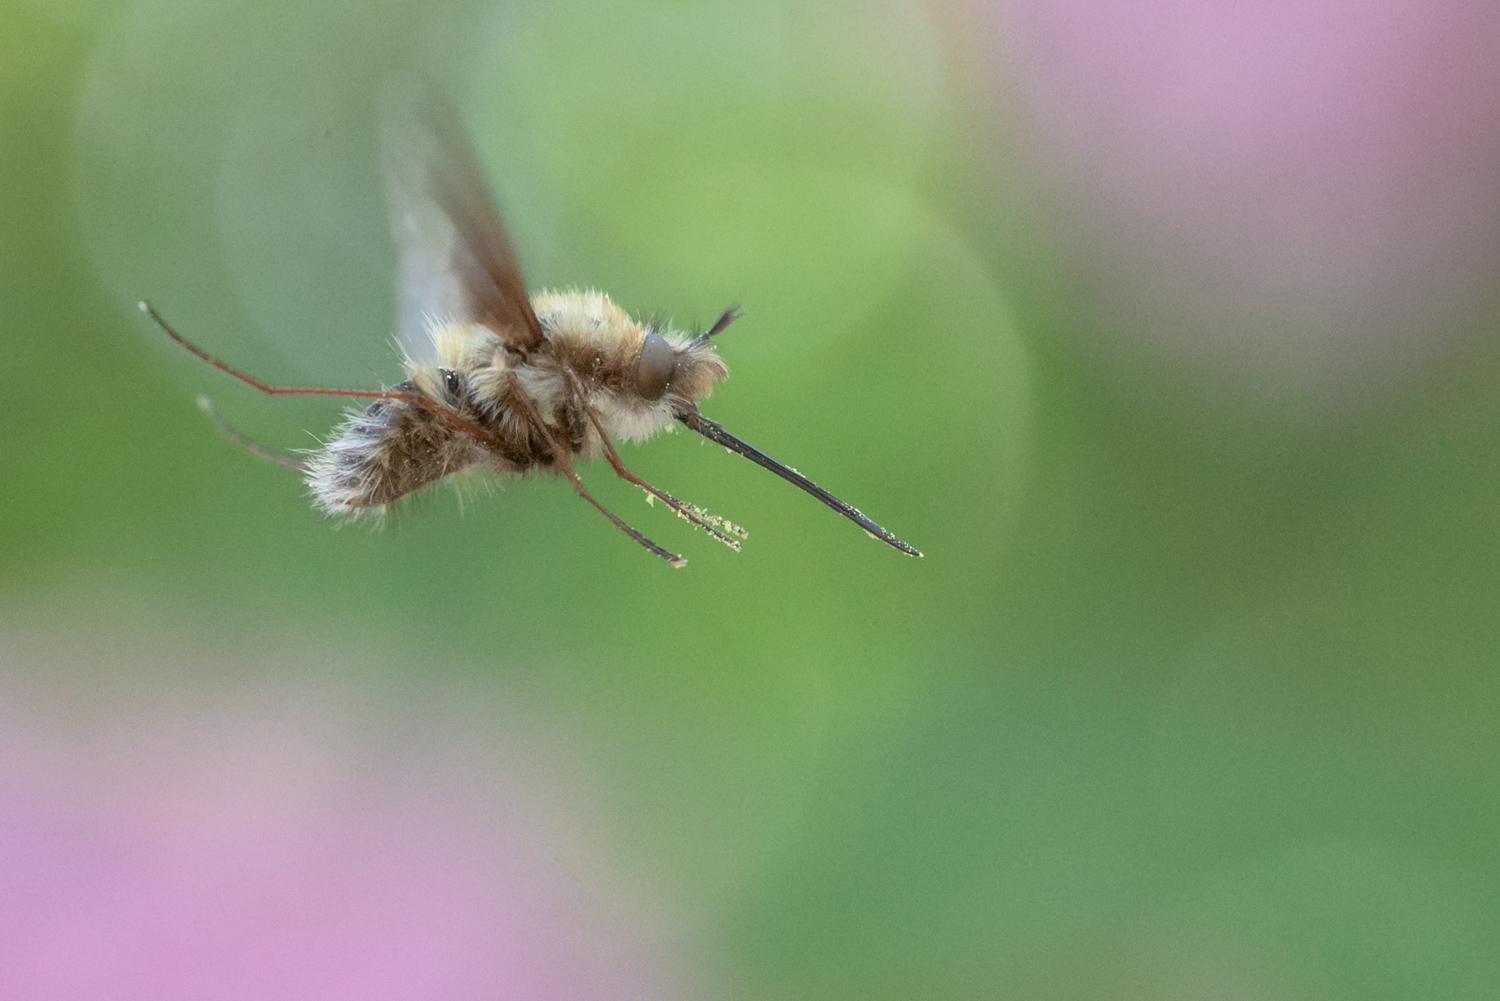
[197, 396, 308, 472]
[561, 368, 747, 551]
[144, 299, 505, 455]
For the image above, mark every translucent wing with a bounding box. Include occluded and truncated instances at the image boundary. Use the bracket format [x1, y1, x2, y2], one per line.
[382, 90, 545, 361]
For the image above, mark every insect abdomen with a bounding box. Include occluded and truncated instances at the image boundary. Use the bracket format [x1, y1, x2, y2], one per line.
[304, 382, 489, 517]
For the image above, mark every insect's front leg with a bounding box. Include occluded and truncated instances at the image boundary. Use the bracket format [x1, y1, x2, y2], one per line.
[510, 370, 688, 567]
[556, 388, 590, 454]
[555, 458, 689, 568]
[560, 367, 748, 551]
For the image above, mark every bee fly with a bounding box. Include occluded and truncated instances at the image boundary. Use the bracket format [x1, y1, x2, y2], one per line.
[140, 100, 920, 567]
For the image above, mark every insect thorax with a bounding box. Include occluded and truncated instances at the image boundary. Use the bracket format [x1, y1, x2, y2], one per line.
[531, 290, 729, 443]
[304, 293, 729, 517]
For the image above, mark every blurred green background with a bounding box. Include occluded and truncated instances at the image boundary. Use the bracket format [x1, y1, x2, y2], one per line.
[4, 0, 1500, 997]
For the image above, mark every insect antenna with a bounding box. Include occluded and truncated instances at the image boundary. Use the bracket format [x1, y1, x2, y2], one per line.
[677, 408, 922, 557]
[196, 396, 308, 472]
[686, 305, 743, 348]
[561, 368, 747, 550]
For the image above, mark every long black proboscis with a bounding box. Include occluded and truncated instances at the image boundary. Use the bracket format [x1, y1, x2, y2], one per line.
[679, 410, 922, 557]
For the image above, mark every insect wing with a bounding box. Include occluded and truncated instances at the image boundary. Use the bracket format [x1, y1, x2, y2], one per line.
[382, 92, 545, 360]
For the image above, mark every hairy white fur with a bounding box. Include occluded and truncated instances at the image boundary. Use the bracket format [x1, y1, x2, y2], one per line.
[303, 405, 394, 520]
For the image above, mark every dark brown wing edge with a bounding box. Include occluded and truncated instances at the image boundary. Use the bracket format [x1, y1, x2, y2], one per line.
[415, 95, 546, 353]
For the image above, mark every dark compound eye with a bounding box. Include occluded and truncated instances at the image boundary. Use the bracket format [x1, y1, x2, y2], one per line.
[440, 368, 465, 400]
[636, 332, 677, 401]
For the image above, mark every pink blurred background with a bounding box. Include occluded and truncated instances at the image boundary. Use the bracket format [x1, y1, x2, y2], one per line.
[953, 0, 1500, 403]
[0, 620, 698, 1001]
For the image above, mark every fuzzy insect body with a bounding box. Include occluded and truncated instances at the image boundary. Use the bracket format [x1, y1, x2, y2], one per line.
[306, 293, 728, 519]
[142, 95, 919, 566]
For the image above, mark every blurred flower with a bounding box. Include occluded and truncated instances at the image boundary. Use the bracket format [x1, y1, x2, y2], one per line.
[0, 623, 698, 1001]
[953, 0, 1500, 403]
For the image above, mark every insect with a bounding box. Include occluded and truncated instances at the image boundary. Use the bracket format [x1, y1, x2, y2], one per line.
[140, 100, 920, 567]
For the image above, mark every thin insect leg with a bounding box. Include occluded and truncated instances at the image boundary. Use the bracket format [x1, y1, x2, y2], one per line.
[596, 437, 747, 549]
[686, 305, 743, 348]
[561, 367, 746, 550]
[196, 396, 307, 472]
[508, 373, 687, 567]
[563, 366, 743, 543]
[559, 462, 688, 568]
[143, 300, 423, 402]
[141, 300, 500, 448]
